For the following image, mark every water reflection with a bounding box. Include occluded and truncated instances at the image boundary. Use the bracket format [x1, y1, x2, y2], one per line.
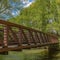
[0, 51, 60, 60]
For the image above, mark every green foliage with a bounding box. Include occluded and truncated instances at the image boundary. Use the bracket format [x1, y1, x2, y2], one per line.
[9, 0, 60, 34]
[0, 0, 9, 13]
[0, 0, 22, 19]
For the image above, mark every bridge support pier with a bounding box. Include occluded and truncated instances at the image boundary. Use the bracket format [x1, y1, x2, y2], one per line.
[48, 43, 59, 59]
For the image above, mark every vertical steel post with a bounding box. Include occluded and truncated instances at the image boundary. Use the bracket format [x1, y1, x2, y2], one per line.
[3, 26, 8, 54]
[17, 29, 23, 51]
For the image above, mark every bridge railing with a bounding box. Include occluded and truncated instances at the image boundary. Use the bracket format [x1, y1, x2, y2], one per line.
[0, 20, 58, 52]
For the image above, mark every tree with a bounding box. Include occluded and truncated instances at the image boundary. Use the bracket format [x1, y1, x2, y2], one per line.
[9, 0, 60, 34]
[0, 0, 23, 20]
[47, 0, 59, 34]
[40, 0, 51, 32]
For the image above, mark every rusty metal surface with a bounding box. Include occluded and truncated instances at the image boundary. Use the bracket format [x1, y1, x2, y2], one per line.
[0, 20, 59, 52]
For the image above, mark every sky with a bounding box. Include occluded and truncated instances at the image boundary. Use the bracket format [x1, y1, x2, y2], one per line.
[22, 0, 34, 8]
[11, 0, 34, 17]
[0, 0, 34, 20]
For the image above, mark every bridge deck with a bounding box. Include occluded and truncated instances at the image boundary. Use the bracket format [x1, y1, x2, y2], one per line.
[0, 20, 58, 52]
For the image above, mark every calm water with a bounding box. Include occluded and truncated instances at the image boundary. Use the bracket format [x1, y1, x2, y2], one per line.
[0, 49, 60, 60]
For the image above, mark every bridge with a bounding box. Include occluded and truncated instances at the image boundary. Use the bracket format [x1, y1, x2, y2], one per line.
[0, 20, 59, 55]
